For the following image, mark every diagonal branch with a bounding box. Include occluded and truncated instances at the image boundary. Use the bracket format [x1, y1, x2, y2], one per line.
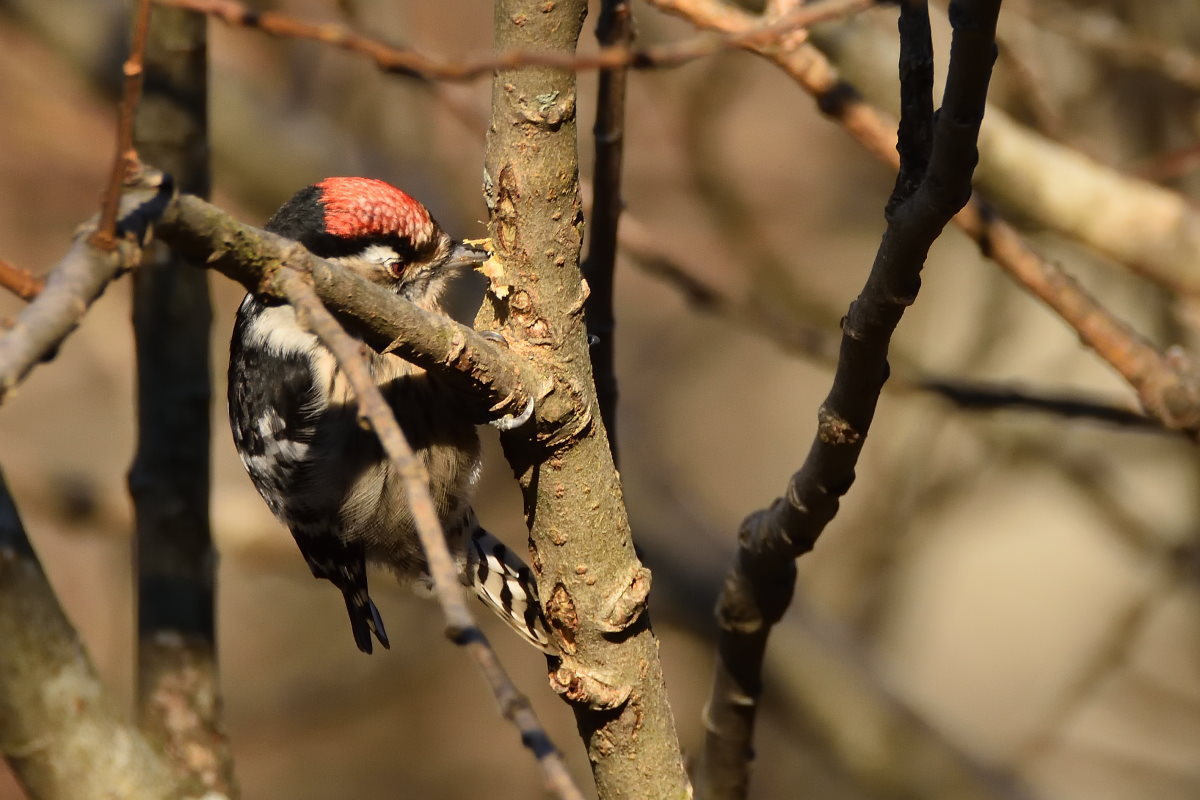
[698, 2, 1001, 797]
[278, 272, 583, 800]
[0, 177, 173, 403]
[0, 470, 191, 799]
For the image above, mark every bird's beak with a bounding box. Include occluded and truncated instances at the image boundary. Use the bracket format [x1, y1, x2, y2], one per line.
[443, 241, 490, 270]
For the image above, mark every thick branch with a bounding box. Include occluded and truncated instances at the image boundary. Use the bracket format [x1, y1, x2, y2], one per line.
[280, 273, 583, 800]
[483, 1, 689, 797]
[0, 471, 187, 799]
[699, 2, 1000, 797]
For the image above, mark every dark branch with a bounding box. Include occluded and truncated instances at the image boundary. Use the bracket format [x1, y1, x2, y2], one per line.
[129, 4, 233, 793]
[700, 2, 1001, 797]
[584, 0, 634, 462]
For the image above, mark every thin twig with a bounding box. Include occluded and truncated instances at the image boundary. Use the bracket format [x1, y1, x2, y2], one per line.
[0, 258, 45, 301]
[698, 2, 1001, 797]
[583, 0, 634, 462]
[279, 272, 583, 800]
[92, 0, 154, 251]
[156, 0, 872, 81]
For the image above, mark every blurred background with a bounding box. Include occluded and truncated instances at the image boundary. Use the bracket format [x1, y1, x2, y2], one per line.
[0, 0, 1197, 797]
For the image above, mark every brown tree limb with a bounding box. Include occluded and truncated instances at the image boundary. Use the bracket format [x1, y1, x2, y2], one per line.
[697, 2, 1000, 797]
[156, 0, 871, 81]
[0, 258, 44, 302]
[128, 5, 234, 794]
[0, 470, 191, 799]
[93, 0, 154, 251]
[279, 272, 583, 800]
[649, 0, 1200, 433]
[0, 178, 173, 404]
[481, 0, 690, 796]
[583, 0, 634, 462]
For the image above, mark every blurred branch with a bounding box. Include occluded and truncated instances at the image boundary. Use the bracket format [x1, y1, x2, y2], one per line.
[649, 0, 1200, 433]
[156, 0, 872, 80]
[279, 273, 583, 800]
[697, 1, 1000, 797]
[93, 0, 153, 251]
[0, 258, 44, 302]
[0, 177, 172, 404]
[128, 5, 233, 794]
[1017, 0, 1200, 93]
[482, 0, 690, 796]
[0, 469, 191, 799]
[622, 218, 1169, 433]
[808, 12, 1200, 295]
[583, 0, 634, 462]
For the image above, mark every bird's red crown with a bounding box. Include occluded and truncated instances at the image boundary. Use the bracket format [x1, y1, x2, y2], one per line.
[315, 177, 435, 246]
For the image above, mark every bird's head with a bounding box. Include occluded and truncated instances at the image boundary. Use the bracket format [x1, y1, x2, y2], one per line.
[265, 176, 487, 310]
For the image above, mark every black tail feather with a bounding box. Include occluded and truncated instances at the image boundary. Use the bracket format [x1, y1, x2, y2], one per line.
[341, 587, 390, 654]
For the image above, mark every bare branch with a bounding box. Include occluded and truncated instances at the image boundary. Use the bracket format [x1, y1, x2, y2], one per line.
[0, 470, 191, 799]
[0, 178, 173, 404]
[156, 0, 872, 81]
[279, 272, 583, 800]
[621, 219, 1169, 433]
[0, 258, 44, 302]
[93, 0, 154, 251]
[698, 2, 1001, 796]
[583, 0, 635, 462]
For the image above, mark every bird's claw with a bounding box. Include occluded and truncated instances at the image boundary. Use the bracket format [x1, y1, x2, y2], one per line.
[490, 396, 535, 432]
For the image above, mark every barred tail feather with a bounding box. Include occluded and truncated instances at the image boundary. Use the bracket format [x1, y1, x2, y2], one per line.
[465, 527, 554, 652]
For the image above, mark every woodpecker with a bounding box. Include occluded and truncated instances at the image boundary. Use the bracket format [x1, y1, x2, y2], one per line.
[228, 177, 551, 654]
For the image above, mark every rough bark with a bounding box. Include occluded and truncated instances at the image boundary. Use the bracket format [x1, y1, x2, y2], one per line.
[482, 1, 690, 797]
